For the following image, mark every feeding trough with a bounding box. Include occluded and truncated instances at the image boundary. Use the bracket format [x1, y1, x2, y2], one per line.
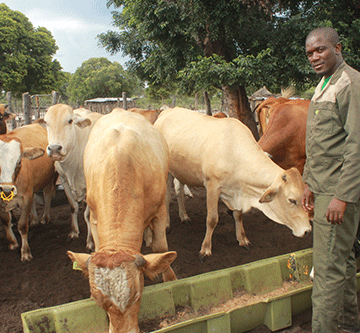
[22, 248, 358, 333]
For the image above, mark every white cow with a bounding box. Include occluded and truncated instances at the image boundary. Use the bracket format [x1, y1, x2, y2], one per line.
[44, 104, 103, 250]
[154, 107, 312, 259]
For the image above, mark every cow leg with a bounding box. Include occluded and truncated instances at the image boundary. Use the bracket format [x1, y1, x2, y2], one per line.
[199, 182, 220, 259]
[29, 197, 39, 227]
[89, 210, 99, 251]
[165, 175, 172, 231]
[173, 178, 190, 223]
[151, 203, 177, 282]
[17, 196, 33, 261]
[60, 177, 80, 239]
[0, 210, 18, 250]
[233, 210, 251, 250]
[84, 203, 95, 251]
[40, 181, 56, 225]
[143, 226, 153, 247]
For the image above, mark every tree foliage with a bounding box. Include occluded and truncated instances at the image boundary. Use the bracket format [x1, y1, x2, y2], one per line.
[67, 57, 140, 104]
[0, 4, 65, 97]
[100, 0, 360, 93]
[99, 0, 360, 137]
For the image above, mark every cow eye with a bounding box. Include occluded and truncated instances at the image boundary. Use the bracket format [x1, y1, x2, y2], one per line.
[14, 159, 21, 179]
[68, 119, 73, 124]
[289, 199, 297, 205]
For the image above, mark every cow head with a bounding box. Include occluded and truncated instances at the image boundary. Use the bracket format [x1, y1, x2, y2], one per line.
[0, 138, 44, 202]
[67, 250, 177, 333]
[0, 104, 16, 135]
[258, 167, 312, 237]
[44, 104, 92, 161]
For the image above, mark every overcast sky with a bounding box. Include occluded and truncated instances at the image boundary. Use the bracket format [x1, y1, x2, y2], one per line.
[3, 1, 128, 73]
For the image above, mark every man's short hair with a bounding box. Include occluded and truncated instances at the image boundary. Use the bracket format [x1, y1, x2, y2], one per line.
[306, 27, 340, 46]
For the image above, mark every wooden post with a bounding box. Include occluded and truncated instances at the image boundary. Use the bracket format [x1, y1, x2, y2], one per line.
[52, 91, 58, 105]
[204, 91, 212, 115]
[122, 92, 127, 110]
[22, 92, 31, 125]
[6, 92, 16, 130]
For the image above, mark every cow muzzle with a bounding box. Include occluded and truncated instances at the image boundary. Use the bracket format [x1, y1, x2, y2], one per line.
[0, 185, 17, 202]
[47, 144, 64, 161]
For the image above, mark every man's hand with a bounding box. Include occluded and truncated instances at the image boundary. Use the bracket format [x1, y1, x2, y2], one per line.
[326, 197, 347, 225]
[302, 185, 314, 212]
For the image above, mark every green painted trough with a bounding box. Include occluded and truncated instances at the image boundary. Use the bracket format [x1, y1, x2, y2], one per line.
[21, 248, 355, 333]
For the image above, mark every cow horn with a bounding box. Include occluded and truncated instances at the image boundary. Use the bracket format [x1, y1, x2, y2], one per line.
[135, 254, 146, 267]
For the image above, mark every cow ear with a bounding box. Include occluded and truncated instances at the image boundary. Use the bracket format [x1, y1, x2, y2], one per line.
[259, 187, 278, 203]
[22, 147, 45, 160]
[74, 115, 91, 128]
[67, 251, 91, 275]
[139, 251, 177, 280]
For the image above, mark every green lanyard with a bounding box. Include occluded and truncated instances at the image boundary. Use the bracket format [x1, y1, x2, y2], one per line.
[322, 76, 332, 90]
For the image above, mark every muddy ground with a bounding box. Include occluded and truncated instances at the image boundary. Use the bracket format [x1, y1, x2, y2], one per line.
[0, 187, 313, 333]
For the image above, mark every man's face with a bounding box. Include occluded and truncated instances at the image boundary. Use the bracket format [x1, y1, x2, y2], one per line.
[305, 33, 341, 78]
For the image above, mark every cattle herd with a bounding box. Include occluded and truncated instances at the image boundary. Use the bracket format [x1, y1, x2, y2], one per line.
[0, 98, 311, 333]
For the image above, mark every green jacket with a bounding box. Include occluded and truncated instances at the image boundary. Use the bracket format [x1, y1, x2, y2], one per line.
[303, 61, 360, 203]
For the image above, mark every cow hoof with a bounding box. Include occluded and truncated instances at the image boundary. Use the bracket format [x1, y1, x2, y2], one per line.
[40, 215, 51, 225]
[21, 253, 33, 262]
[9, 243, 19, 251]
[86, 241, 95, 252]
[198, 253, 210, 263]
[68, 231, 80, 239]
[181, 218, 191, 224]
[243, 244, 251, 251]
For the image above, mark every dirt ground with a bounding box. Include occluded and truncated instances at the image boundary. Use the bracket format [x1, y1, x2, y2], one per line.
[0, 187, 314, 333]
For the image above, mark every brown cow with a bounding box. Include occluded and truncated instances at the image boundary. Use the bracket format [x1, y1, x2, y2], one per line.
[212, 111, 228, 118]
[258, 100, 310, 175]
[256, 97, 310, 136]
[0, 104, 16, 134]
[128, 108, 162, 124]
[68, 109, 176, 333]
[0, 123, 57, 261]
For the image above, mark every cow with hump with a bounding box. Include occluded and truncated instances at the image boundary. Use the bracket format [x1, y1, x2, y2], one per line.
[44, 104, 103, 250]
[67, 108, 177, 333]
[154, 107, 312, 260]
[0, 123, 57, 261]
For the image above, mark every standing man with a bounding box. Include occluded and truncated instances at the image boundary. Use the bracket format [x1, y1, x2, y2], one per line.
[302, 27, 360, 333]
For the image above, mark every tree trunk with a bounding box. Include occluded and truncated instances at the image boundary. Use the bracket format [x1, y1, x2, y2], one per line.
[203, 91, 212, 115]
[222, 84, 259, 141]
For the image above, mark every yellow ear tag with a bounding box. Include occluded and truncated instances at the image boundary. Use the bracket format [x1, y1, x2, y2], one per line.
[1, 191, 14, 202]
[73, 261, 82, 271]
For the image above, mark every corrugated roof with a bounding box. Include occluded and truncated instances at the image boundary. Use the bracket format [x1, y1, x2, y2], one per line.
[84, 97, 137, 103]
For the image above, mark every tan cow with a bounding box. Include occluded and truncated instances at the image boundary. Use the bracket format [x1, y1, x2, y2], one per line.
[0, 104, 16, 134]
[0, 123, 57, 261]
[154, 107, 311, 259]
[44, 104, 103, 250]
[68, 109, 177, 333]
